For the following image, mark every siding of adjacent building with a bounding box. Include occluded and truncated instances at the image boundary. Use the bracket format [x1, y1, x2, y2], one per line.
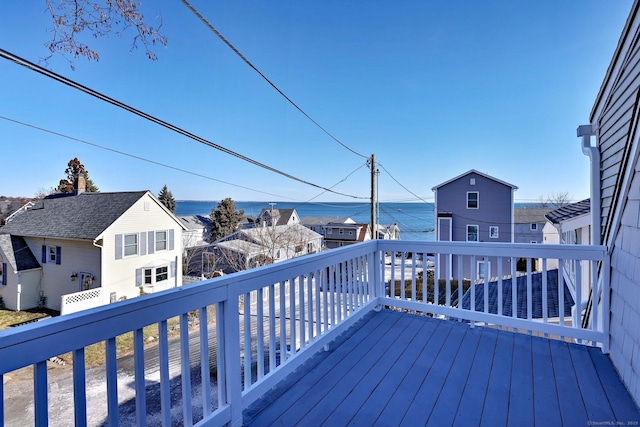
[590, 0, 640, 404]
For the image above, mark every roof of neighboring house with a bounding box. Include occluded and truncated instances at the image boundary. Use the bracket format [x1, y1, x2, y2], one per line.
[301, 217, 355, 226]
[179, 215, 211, 230]
[544, 199, 591, 225]
[258, 208, 298, 226]
[213, 239, 264, 256]
[356, 224, 370, 242]
[432, 169, 518, 191]
[0, 234, 41, 272]
[460, 269, 574, 319]
[0, 191, 185, 240]
[218, 224, 322, 246]
[514, 208, 553, 224]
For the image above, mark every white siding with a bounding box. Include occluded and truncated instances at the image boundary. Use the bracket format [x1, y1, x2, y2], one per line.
[100, 194, 183, 302]
[23, 238, 100, 312]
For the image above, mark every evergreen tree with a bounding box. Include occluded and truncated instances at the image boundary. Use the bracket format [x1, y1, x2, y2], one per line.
[210, 198, 244, 241]
[158, 185, 176, 213]
[57, 157, 99, 193]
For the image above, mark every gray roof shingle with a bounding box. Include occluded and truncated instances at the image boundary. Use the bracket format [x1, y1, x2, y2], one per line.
[460, 269, 574, 319]
[0, 191, 148, 240]
[545, 199, 591, 224]
[0, 234, 40, 271]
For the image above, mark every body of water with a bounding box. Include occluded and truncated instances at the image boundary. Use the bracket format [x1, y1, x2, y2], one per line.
[176, 201, 436, 241]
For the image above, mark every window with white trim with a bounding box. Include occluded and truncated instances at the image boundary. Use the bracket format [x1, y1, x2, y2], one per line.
[124, 234, 138, 256]
[489, 226, 499, 239]
[48, 246, 58, 263]
[530, 223, 538, 231]
[339, 229, 344, 235]
[477, 260, 490, 280]
[467, 225, 479, 242]
[155, 230, 167, 251]
[467, 192, 479, 209]
[0, 262, 6, 286]
[143, 266, 168, 286]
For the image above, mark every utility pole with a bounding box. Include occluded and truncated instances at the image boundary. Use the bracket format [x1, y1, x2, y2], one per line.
[370, 154, 377, 239]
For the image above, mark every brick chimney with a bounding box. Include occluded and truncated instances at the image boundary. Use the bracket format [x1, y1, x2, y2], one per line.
[73, 173, 86, 195]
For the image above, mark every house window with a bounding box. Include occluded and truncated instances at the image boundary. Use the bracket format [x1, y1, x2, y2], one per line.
[144, 268, 153, 285]
[295, 245, 303, 253]
[0, 262, 5, 286]
[531, 240, 538, 244]
[489, 226, 499, 239]
[156, 266, 168, 282]
[470, 178, 476, 185]
[530, 223, 538, 231]
[307, 243, 314, 252]
[467, 192, 479, 209]
[339, 229, 344, 235]
[155, 230, 167, 251]
[276, 249, 281, 259]
[349, 231, 354, 236]
[124, 234, 138, 256]
[48, 246, 58, 263]
[467, 225, 479, 242]
[477, 260, 490, 280]
[327, 229, 333, 235]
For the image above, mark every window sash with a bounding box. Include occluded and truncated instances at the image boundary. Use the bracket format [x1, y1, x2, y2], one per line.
[467, 192, 479, 209]
[467, 225, 479, 242]
[156, 266, 168, 282]
[155, 231, 167, 251]
[124, 234, 138, 256]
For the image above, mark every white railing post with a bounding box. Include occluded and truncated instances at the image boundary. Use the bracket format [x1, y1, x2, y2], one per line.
[223, 296, 243, 427]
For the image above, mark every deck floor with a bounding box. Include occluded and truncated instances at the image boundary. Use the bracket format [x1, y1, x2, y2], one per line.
[244, 309, 640, 426]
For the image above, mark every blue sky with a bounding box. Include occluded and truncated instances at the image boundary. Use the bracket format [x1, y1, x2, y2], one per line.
[0, 1, 633, 203]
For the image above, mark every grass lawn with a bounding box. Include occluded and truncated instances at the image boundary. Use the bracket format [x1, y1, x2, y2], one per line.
[0, 309, 51, 330]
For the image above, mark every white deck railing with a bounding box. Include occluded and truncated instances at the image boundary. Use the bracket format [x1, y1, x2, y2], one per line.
[0, 240, 608, 426]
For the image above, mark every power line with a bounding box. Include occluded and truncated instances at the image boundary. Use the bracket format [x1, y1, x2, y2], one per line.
[0, 47, 368, 200]
[180, 0, 369, 160]
[377, 162, 433, 205]
[0, 115, 296, 200]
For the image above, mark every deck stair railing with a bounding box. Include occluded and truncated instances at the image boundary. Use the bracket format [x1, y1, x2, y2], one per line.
[0, 240, 607, 426]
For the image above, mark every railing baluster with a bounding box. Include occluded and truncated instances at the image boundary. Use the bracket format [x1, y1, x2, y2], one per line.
[575, 261, 582, 335]
[106, 337, 119, 427]
[269, 284, 276, 372]
[390, 251, 396, 298]
[73, 348, 87, 427]
[457, 255, 463, 314]
[180, 313, 193, 426]
[483, 257, 489, 315]
[0, 375, 3, 425]
[559, 258, 565, 329]
[470, 255, 476, 317]
[329, 266, 336, 327]
[290, 278, 297, 356]
[159, 320, 171, 426]
[299, 275, 306, 349]
[445, 254, 451, 310]
[400, 252, 406, 301]
[527, 257, 532, 334]
[257, 288, 265, 378]
[511, 257, 517, 324]
[322, 269, 329, 332]
[279, 281, 287, 363]
[542, 259, 548, 337]
[308, 272, 314, 341]
[34, 361, 48, 427]
[134, 328, 146, 426]
[315, 270, 322, 337]
[411, 253, 417, 310]
[216, 302, 227, 408]
[497, 257, 503, 320]
[342, 262, 348, 319]
[434, 252, 439, 306]
[244, 292, 251, 388]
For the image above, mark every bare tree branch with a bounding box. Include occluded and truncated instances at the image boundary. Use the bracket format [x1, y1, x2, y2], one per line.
[43, 0, 167, 69]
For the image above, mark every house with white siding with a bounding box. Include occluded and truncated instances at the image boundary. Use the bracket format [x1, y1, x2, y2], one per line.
[0, 189, 186, 314]
[585, 0, 640, 404]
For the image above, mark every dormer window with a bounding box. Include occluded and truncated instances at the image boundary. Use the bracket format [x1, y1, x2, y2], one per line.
[467, 192, 479, 209]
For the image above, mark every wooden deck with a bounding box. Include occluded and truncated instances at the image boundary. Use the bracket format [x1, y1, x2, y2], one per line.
[244, 309, 640, 426]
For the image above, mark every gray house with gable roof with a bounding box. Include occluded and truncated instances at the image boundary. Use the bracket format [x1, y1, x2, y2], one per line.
[0, 190, 186, 313]
[433, 169, 518, 280]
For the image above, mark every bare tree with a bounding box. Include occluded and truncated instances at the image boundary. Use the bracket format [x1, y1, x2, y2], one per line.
[44, 0, 167, 69]
[536, 192, 571, 209]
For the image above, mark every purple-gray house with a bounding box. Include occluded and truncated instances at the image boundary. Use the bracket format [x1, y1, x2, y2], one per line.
[432, 170, 518, 280]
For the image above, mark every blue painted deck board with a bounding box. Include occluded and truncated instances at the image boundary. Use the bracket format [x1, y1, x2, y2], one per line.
[481, 330, 514, 427]
[349, 322, 452, 426]
[372, 320, 454, 426]
[588, 346, 640, 423]
[426, 325, 482, 426]
[531, 336, 562, 426]
[324, 317, 439, 426]
[453, 327, 499, 427]
[399, 320, 467, 425]
[570, 343, 616, 421]
[548, 338, 589, 426]
[244, 310, 640, 426]
[508, 333, 534, 426]
[271, 311, 414, 426]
